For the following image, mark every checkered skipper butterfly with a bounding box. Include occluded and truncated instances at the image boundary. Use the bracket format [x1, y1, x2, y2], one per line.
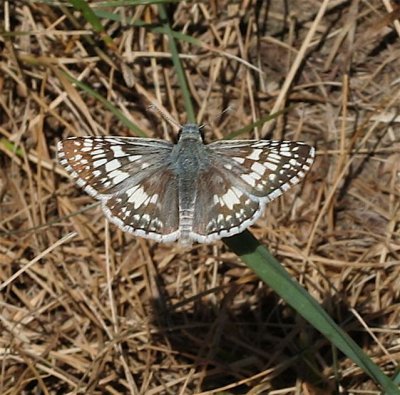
[58, 124, 314, 245]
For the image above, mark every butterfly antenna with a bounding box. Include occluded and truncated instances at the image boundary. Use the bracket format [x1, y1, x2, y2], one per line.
[214, 106, 234, 122]
[147, 104, 182, 129]
[199, 106, 234, 130]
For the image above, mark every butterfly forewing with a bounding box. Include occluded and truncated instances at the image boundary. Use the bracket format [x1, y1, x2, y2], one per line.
[207, 140, 315, 200]
[58, 137, 173, 197]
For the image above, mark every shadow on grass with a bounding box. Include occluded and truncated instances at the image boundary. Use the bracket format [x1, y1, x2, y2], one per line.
[146, 271, 381, 394]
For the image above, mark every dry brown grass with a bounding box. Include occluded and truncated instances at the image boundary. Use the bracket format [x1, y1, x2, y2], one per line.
[1, 1, 400, 394]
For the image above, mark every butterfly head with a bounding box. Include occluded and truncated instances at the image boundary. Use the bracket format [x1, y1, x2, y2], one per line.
[178, 123, 205, 142]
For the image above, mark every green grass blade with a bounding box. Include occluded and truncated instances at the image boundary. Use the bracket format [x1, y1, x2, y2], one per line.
[94, 0, 183, 6]
[67, 0, 114, 47]
[224, 109, 287, 140]
[150, 7, 398, 391]
[48, 4, 398, 391]
[59, 70, 148, 137]
[224, 231, 400, 393]
[157, 4, 195, 123]
[0, 138, 24, 157]
[89, 10, 204, 47]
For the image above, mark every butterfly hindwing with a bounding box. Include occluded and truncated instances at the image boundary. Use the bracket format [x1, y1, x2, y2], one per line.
[102, 167, 180, 242]
[191, 165, 262, 242]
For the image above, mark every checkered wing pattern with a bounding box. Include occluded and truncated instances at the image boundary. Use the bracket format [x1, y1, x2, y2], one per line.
[58, 137, 180, 242]
[190, 140, 315, 242]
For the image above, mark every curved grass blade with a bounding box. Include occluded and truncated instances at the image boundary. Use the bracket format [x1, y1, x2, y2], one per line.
[224, 231, 400, 393]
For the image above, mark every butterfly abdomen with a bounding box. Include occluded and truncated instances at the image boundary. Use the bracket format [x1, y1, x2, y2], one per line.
[179, 208, 195, 245]
[177, 173, 197, 244]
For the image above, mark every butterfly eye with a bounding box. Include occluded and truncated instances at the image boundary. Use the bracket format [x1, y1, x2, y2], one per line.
[176, 128, 182, 142]
[198, 124, 206, 140]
